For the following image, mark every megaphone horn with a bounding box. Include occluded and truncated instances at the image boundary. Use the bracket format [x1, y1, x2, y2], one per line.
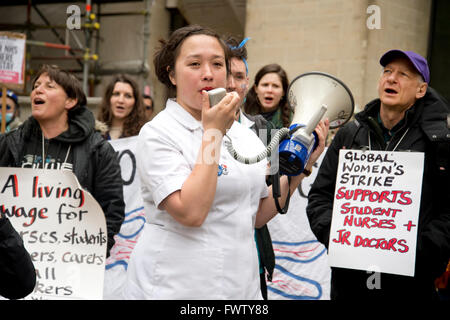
[278, 72, 355, 176]
[288, 71, 355, 129]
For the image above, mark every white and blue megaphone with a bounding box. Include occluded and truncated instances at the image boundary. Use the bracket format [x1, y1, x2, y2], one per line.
[278, 72, 355, 176]
[224, 71, 354, 175]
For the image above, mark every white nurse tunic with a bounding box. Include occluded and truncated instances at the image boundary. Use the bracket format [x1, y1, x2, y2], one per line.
[123, 99, 268, 300]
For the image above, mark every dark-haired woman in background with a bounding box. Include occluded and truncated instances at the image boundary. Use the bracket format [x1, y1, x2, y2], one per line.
[244, 63, 291, 129]
[97, 74, 147, 140]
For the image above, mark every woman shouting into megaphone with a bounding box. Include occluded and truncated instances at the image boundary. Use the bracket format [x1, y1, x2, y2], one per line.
[123, 24, 329, 300]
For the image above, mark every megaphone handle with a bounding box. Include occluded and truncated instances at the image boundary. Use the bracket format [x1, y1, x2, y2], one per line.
[272, 171, 281, 198]
[304, 104, 327, 136]
[272, 171, 291, 215]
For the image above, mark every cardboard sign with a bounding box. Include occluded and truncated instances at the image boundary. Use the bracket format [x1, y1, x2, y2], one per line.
[0, 32, 26, 91]
[328, 149, 424, 277]
[1, 168, 107, 300]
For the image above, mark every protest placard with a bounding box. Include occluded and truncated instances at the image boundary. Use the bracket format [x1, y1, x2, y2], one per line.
[1, 168, 107, 299]
[0, 32, 26, 133]
[0, 32, 26, 91]
[328, 149, 424, 277]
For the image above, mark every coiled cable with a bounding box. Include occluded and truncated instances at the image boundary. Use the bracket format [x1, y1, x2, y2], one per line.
[223, 127, 290, 164]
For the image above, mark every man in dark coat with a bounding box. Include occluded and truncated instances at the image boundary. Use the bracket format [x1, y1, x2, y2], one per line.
[307, 50, 450, 300]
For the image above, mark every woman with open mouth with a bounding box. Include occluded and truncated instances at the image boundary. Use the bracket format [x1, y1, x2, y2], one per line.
[97, 74, 147, 140]
[244, 63, 292, 130]
[0, 64, 125, 261]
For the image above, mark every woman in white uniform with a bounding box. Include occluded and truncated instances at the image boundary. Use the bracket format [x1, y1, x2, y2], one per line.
[124, 25, 329, 300]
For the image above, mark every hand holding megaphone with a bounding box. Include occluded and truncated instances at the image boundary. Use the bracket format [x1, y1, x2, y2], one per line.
[303, 118, 330, 171]
[202, 89, 240, 136]
[224, 71, 354, 176]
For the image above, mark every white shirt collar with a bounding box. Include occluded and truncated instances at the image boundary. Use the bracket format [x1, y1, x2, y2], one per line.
[239, 110, 255, 129]
[165, 99, 248, 138]
[165, 98, 202, 131]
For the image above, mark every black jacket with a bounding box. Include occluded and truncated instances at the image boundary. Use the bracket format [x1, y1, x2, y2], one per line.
[307, 87, 450, 300]
[0, 217, 36, 299]
[0, 107, 125, 256]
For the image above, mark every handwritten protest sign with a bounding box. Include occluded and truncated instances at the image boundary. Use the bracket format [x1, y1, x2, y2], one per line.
[0, 32, 26, 90]
[1, 168, 107, 299]
[328, 149, 424, 277]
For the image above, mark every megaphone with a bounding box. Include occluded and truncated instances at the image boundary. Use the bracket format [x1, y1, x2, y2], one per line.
[278, 72, 355, 176]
